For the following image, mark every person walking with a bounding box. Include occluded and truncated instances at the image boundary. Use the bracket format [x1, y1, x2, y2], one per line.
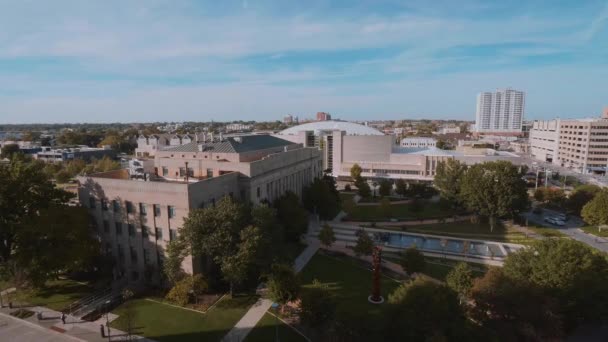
[61, 312, 66, 324]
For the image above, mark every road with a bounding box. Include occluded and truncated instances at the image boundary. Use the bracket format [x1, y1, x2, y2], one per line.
[523, 208, 608, 253]
[515, 154, 608, 188]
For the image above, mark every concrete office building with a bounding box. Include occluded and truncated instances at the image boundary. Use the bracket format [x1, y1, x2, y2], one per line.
[475, 88, 525, 136]
[277, 121, 519, 182]
[401, 137, 437, 148]
[77, 135, 322, 284]
[316, 112, 332, 121]
[530, 114, 608, 174]
[35, 146, 116, 163]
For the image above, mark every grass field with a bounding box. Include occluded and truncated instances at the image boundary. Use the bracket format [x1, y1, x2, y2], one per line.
[526, 225, 567, 238]
[341, 193, 455, 221]
[580, 226, 608, 237]
[378, 221, 535, 245]
[245, 313, 308, 342]
[111, 295, 258, 342]
[11, 278, 94, 311]
[299, 253, 400, 338]
[384, 254, 488, 281]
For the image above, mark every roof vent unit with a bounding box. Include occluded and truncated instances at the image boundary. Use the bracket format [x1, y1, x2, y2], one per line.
[233, 136, 242, 143]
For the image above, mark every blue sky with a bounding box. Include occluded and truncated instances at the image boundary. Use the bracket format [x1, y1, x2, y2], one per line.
[0, 0, 607, 123]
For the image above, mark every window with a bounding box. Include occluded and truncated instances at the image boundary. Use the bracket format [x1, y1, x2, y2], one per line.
[155, 228, 163, 240]
[102, 199, 109, 211]
[154, 204, 161, 217]
[169, 229, 177, 241]
[168, 206, 176, 218]
[89, 197, 96, 209]
[113, 200, 120, 212]
[115, 222, 122, 235]
[142, 226, 149, 238]
[139, 203, 147, 216]
[143, 249, 149, 264]
[256, 187, 260, 198]
[126, 201, 134, 214]
[103, 220, 109, 233]
[206, 168, 213, 178]
[128, 224, 135, 237]
[162, 167, 168, 176]
[179, 167, 186, 177]
[130, 247, 137, 262]
[131, 271, 139, 281]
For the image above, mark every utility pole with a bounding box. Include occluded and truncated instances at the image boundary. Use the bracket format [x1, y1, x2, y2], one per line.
[545, 169, 550, 188]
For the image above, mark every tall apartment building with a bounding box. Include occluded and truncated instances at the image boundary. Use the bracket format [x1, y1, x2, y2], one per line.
[283, 115, 294, 124]
[78, 135, 322, 284]
[530, 114, 608, 173]
[316, 112, 332, 121]
[475, 88, 525, 136]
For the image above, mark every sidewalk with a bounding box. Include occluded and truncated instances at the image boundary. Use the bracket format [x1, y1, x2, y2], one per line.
[0, 302, 154, 341]
[221, 216, 322, 342]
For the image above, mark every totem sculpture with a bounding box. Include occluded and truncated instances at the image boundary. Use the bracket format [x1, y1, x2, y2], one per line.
[369, 245, 384, 304]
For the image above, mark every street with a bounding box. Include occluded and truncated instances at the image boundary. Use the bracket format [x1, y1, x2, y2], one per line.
[515, 154, 608, 188]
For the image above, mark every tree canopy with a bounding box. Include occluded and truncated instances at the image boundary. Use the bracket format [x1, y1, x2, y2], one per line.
[446, 262, 474, 299]
[399, 247, 426, 275]
[318, 224, 336, 248]
[434, 159, 466, 205]
[581, 189, 608, 227]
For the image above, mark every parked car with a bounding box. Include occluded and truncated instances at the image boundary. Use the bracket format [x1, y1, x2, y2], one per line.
[555, 213, 569, 221]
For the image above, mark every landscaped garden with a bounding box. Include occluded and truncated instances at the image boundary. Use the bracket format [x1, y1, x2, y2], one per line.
[110, 294, 258, 342]
[340, 193, 457, 221]
[383, 253, 488, 281]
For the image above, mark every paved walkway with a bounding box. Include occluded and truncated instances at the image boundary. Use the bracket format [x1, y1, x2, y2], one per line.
[221, 216, 322, 342]
[0, 302, 153, 342]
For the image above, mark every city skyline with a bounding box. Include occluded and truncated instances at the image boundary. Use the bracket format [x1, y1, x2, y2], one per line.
[1, 0, 608, 124]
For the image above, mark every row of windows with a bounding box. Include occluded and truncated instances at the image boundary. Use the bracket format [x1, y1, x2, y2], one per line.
[91, 198, 176, 218]
[102, 220, 178, 241]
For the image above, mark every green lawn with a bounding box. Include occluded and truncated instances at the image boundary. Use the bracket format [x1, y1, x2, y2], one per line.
[11, 278, 94, 311]
[379, 221, 535, 245]
[580, 226, 608, 237]
[299, 253, 400, 337]
[342, 194, 456, 221]
[245, 313, 308, 342]
[383, 254, 488, 281]
[111, 295, 258, 342]
[527, 225, 567, 238]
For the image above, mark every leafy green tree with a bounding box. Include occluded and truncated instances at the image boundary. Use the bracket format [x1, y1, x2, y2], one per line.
[220, 225, 263, 296]
[267, 263, 300, 305]
[300, 280, 335, 328]
[303, 178, 341, 220]
[353, 231, 373, 257]
[567, 184, 601, 215]
[581, 189, 608, 228]
[460, 161, 529, 231]
[55, 170, 71, 184]
[394, 179, 407, 197]
[274, 192, 308, 242]
[357, 181, 371, 198]
[15, 205, 99, 287]
[318, 224, 336, 248]
[399, 247, 426, 275]
[379, 197, 392, 219]
[0, 144, 20, 159]
[250, 205, 283, 270]
[469, 267, 562, 340]
[0, 160, 73, 280]
[446, 262, 474, 300]
[502, 239, 608, 330]
[407, 182, 434, 199]
[164, 240, 187, 285]
[378, 179, 392, 197]
[434, 159, 466, 206]
[350, 163, 362, 181]
[386, 278, 469, 341]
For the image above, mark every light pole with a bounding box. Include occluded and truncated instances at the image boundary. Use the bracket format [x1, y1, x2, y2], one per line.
[105, 300, 111, 342]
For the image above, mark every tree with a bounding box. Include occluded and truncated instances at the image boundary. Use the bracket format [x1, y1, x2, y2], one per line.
[15, 205, 99, 287]
[55, 170, 71, 184]
[164, 240, 186, 285]
[407, 182, 433, 199]
[220, 225, 263, 296]
[318, 224, 336, 248]
[344, 183, 351, 192]
[386, 278, 469, 341]
[166, 274, 208, 306]
[502, 239, 608, 330]
[399, 247, 425, 275]
[434, 159, 466, 205]
[378, 179, 392, 197]
[357, 181, 371, 198]
[567, 184, 601, 215]
[274, 192, 308, 242]
[303, 178, 341, 220]
[0, 144, 20, 159]
[469, 267, 562, 340]
[446, 262, 474, 301]
[300, 280, 335, 328]
[394, 179, 407, 197]
[267, 263, 300, 306]
[379, 197, 392, 219]
[353, 231, 373, 257]
[581, 189, 608, 229]
[350, 163, 362, 181]
[460, 161, 529, 231]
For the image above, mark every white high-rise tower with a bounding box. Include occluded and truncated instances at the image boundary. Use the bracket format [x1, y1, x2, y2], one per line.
[475, 88, 525, 135]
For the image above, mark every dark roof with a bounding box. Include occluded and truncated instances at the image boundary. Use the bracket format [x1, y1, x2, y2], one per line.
[164, 135, 294, 154]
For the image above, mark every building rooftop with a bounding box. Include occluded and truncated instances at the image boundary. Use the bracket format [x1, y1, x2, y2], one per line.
[163, 135, 294, 154]
[278, 120, 384, 136]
